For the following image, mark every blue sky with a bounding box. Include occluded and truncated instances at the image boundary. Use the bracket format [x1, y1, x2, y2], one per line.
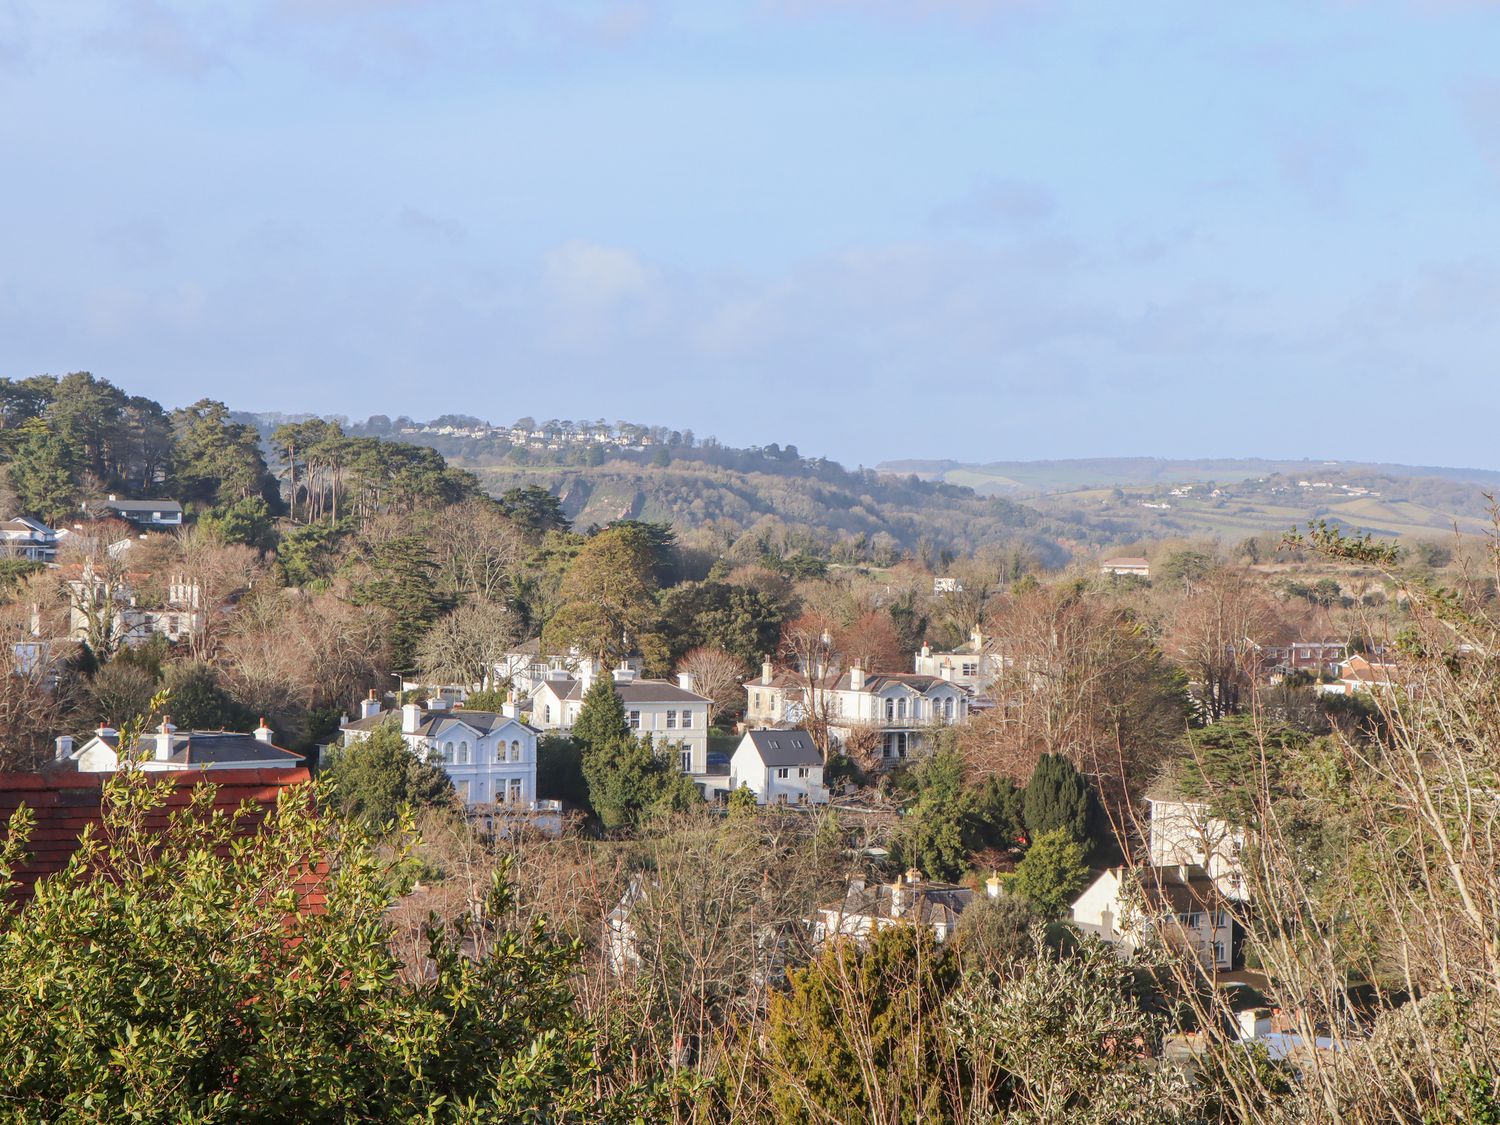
[2, 1, 1498, 468]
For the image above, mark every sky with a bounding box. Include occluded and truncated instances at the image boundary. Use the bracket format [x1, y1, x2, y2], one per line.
[2, 1, 1499, 469]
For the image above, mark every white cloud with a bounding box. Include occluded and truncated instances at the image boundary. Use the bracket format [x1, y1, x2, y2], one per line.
[543, 239, 657, 305]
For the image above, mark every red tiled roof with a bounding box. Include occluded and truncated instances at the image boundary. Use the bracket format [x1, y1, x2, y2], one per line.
[0, 768, 319, 905]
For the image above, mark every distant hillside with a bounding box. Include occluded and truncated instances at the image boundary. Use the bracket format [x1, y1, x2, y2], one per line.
[878, 457, 1500, 543]
[236, 411, 1078, 563]
[453, 456, 1077, 564]
[878, 456, 1500, 497]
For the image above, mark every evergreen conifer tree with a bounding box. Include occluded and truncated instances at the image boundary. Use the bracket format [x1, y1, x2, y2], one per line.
[1021, 753, 1096, 844]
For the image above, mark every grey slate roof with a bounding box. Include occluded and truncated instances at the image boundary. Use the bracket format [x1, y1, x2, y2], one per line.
[340, 708, 540, 737]
[742, 729, 820, 767]
[539, 678, 710, 704]
[831, 881, 976, 927]
[830, 671, 962, 694]
[83, 730, 302, 765]
[164, 733, 303, 765]
[96, 498, 183, 516]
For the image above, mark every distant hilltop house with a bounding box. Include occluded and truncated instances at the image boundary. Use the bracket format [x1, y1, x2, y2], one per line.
[812, 868, 988, 947]
[728, 729, 827, 806]
[1070, 863, 1235, 971]
[56, 719, 304, 773]
[932, 576, 963, 594]
[339, 695, 551, 821]
[528, 664, 711, 779]
[82, 496, 184, 530]
[743, 660, 971, 765]
[1100, 556, 1151, 578]
[0, 515, 62, 562]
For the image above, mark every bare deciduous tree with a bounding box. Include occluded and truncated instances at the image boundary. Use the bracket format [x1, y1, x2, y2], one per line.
[961, 583, 1188, 809]
[1160, 566, 1279, 723]
[416, 600, 519, 692]
[428, 499, 525, 604]
[676, 646, 745, 727]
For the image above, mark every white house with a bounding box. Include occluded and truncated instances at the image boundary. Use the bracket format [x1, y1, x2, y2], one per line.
[86, 496, 184, 529]
[65, 568, 205, 649]
[1100, 556, 1151, 578]
[1147, 795, 1249, 902]
[0, 516, 60, 562]
[913, 628, 1005, 696]
[728, 729, 827, 806]
[495, 641, 644, 701]
[60, 719, 304, 772]
[811, 869, 981, 947]
[1070, 864, 1234, 971]
[1318, 654, 1403, 697]
[339, 694, 543, 812]
[820, 667, 970, 763]
[529, 665, 710, 776]
[744, 662, 970, 765]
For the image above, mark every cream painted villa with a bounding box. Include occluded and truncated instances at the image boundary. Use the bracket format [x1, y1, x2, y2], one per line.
[528, 665, 711, 775]
[1147, 794, 1249, 902]
[743, 659, 971, 764]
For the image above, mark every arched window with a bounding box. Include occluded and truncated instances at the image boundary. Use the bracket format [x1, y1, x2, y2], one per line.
[438, 741, 453, 763]
[510, 740, 522, 762]
[943, 697, 954, 721]
[897, 698, 907, 720]
[457, 741, 470, 764]
[884, 698, 894, 721]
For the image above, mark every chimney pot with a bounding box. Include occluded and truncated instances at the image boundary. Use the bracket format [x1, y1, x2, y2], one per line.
[401, 702, 423, 734]
[761, 659, 773, 686]
[254, 718, 273, 743]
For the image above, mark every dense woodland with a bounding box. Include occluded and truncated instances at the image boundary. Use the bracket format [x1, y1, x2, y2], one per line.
[1, 372, 1498, 1120]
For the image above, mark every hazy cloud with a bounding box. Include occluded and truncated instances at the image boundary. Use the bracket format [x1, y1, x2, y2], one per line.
[1276, 131, 1362, 211]
[96, 220, 173, 269]
[933, 178, 1057, 228]
[398, 207, 465, 245]
[764, 0, 1045, 23]
[88, 0, 233, 77]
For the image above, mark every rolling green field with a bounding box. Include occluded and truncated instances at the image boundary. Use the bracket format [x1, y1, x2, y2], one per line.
[880, 456, 1500, 499]
[1036, 487, 1491, 543]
